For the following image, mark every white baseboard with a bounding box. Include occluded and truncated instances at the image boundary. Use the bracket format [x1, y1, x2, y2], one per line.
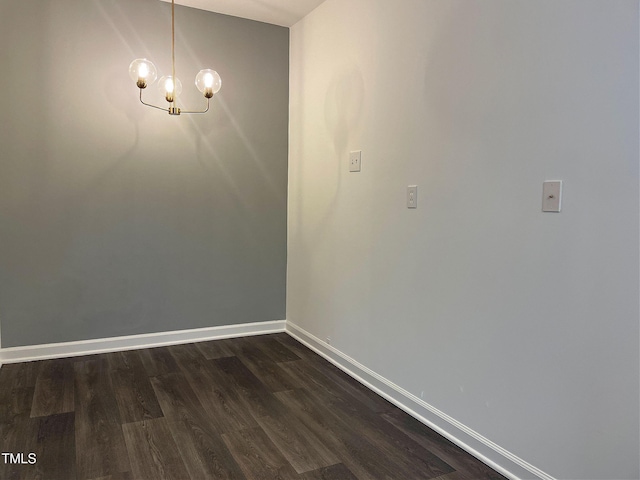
[0, 320, 286, 365]
[285, 321, 555, 480]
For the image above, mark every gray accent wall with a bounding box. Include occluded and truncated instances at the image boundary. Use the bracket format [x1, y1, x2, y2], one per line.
[0, 0, 289, 347]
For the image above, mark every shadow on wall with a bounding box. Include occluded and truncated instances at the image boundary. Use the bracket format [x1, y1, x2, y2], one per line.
[325, 64, 365, 160]
[295, 62, 364, 242]
[292, 60, 365, 246]
[313, 62, 365, 227]
[307, 62, 365, 230]
[290, 62, 365, 317]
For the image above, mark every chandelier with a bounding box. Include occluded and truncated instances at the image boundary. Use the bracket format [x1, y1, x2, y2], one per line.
[128, 0, 221, 116]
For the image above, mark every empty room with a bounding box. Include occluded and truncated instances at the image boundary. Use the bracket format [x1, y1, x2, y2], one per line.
[0, 0, 639, 479]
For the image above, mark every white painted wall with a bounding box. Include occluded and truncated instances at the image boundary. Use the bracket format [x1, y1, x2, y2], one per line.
[287, 1, 640, 479]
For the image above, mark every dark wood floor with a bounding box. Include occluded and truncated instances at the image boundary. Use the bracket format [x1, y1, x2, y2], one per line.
[0, 333, 507, 480]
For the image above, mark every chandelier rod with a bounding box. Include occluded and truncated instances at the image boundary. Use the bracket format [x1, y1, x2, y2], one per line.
[171, 0, 176, 111]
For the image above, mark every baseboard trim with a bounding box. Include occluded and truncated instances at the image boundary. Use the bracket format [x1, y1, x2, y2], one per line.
[285, 321, 555, 480]
[0, 320, 286, 365]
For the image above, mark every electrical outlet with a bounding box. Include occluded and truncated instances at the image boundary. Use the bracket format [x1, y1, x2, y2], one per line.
[542, 180, 562, 212]
[407, 185, 418, 208]
[326, 337, 332, 345]
[420, 391, 425, 399]
[349, 151, 361, 172]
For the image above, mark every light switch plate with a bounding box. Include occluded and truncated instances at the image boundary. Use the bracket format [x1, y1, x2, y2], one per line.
[407, 185, 418, 209]
[349, 151, 362, 172]
[542, 181, 562, 212]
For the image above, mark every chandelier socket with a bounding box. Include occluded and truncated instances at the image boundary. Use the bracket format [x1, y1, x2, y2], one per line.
[129, 58, 157, 88]
[159, 76, 182, 103]
[195, 69, 221, 99]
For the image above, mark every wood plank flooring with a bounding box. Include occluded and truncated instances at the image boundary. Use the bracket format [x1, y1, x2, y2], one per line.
[0, 333, 507, 480]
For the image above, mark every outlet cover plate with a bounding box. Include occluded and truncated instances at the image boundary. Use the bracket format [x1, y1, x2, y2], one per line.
[542, 181, 562, 212]
[349, 151, 362, 172]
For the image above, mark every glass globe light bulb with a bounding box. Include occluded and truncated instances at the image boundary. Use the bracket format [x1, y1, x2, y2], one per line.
[158, 75, 182, 103]
[195, 69, 222, 99]
[129, 58, 157, 88]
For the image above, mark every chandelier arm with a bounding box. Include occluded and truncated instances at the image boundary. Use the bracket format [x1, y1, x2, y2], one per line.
[139, 89, 169, 112]
[179, 98, 211, 115]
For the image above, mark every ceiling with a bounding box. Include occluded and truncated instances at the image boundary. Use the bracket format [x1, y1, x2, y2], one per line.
[159, 0, 326, 27]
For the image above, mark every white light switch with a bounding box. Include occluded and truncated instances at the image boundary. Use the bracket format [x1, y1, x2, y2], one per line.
[407, 185, 418, 209]
[349, 151, 362, 172]
[542, 181, 562, 212]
